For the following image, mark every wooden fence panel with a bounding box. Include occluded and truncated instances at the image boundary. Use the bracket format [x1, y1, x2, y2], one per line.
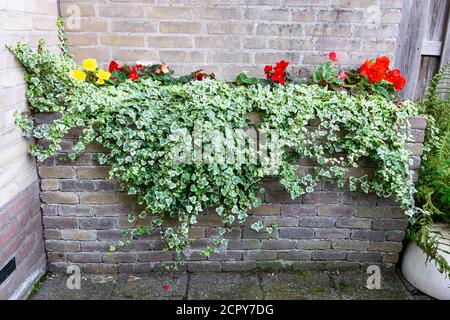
[396, 0, 450, 100]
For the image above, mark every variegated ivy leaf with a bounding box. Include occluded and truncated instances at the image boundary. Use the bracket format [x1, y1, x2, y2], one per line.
[216, 206, 224, 216]
[251, 221, 264, 232]
[218, 227, 227, 236]
[139, 211, 147, 219]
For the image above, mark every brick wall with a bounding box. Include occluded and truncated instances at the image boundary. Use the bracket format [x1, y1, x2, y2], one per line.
[59, 0, 403, 79]
[37, 112, 426, 274]
[0, 0, 424, 282]
[0, 0, 59, 299]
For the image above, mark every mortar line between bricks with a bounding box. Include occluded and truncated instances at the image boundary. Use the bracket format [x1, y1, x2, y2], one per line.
[257, 273, 266, 300]
[327, 272, 335, 288]
[108, 276, 119, 300]
[327, 272, 343, 300]
[327, 271, 342, 299]
[184, 272, 190, 300]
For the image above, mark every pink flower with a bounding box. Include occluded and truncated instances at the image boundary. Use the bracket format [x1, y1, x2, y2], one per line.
[328, 52, 338, 62]
[160, 63, 170, 74]
[162, 285, 170, 292]
[338, 71, 346, 80]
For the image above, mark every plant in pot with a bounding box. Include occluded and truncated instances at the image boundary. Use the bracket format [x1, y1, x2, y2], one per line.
[403, 63, 450, 300]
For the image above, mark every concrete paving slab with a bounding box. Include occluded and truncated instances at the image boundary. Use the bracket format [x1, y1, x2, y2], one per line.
[260, 271, 340, 300]
[187, 273, 263, 300]
[33, 274, 116, 300]
[329, 271, 413, 300]
[111, 274, 188, 300]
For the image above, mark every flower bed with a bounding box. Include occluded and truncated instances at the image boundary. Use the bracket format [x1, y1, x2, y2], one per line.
[8, 22, 426, 272]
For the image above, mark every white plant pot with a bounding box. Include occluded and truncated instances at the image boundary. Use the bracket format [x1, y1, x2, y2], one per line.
[402, 224, 450, 300]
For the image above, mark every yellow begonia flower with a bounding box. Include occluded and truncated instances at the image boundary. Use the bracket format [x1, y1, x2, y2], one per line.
[82, 58, 98, 72]
[97, 69, 111, 80]
[70, 69, 86, 82]
[96, 78, 105, 85]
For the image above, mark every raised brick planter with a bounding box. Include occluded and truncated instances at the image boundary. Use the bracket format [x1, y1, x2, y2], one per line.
[36, 114, 426, 273]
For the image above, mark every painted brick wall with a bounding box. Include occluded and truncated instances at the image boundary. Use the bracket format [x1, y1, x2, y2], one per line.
[0, 0, 59, 299]
[36, 112, 426, 274]
[59, 0, 403, 79]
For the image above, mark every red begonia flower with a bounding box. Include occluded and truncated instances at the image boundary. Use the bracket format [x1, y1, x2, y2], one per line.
[128, 69, 139, 81]
[196, 72, 206, 81]
[328, 52, 338, 62]
[393, 75, 406, 91]
[109, 60, 119, 73]
[264, 65, 272, 74]
[275, 60, 289, 71]
[366, 64, 386, 83]
[359, 60, 373, 76]
[385, 69, 401, 83]
[375, 56, 390, 69]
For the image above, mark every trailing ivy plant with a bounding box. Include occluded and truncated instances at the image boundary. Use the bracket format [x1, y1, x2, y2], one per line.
[8, 22, 420, 259]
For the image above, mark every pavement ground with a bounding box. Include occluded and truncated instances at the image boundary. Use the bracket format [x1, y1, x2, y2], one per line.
[30, 270, 432, 300]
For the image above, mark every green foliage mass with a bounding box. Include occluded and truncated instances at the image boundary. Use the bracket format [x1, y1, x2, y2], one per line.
[8, 35, 419, 258]
[415, 64, 450, 218]
[409, 63, 450, 276]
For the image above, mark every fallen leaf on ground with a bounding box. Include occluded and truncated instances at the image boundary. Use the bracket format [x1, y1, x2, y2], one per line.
[127, 275, 141, 283]
[90, 275, 116, 284]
